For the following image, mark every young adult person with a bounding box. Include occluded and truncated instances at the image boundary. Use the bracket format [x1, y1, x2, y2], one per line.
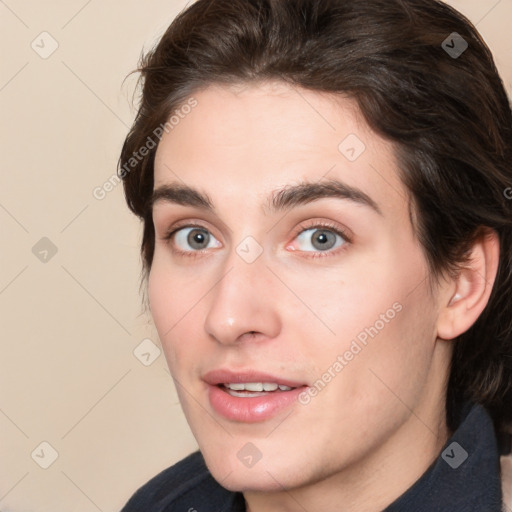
[118, 1, 512, 510]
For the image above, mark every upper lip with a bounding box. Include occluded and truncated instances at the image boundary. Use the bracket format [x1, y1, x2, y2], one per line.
[203, 369, 307, 388]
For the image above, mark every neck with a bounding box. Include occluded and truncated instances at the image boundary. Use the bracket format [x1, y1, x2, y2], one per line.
[245, 408, 449, 512]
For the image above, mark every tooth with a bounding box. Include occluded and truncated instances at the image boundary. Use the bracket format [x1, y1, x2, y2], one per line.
[226, 383, 245, 390]
[224, 382, 294, 392]
[244, 383, 264, 392]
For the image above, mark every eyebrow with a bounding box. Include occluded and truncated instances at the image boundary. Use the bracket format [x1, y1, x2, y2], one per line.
[150, 178, 382, 216]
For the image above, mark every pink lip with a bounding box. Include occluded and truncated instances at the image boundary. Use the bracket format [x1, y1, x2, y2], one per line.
[203, 369, 306, 388]
[203, 369, 308, 423]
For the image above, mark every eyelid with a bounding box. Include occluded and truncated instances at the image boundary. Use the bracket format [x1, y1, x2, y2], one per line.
[160, 219, 219, 241]
[281, 220, 351, 260]
[158, 224, 220, 260]
[290, 219, 352, 244]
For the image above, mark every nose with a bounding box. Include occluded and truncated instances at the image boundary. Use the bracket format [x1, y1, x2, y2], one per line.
[204, 249, 281, 346]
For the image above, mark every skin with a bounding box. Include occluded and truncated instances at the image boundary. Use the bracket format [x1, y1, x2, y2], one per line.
[148, 81, 499, 512]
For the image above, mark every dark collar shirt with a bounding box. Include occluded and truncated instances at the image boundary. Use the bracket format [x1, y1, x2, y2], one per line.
[120, 401, 503, 511]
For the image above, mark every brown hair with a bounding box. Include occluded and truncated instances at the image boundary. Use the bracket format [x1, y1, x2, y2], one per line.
[119, 0, 512, 436]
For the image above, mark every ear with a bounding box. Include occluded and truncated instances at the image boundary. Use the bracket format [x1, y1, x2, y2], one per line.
[437, 228, 500, 340]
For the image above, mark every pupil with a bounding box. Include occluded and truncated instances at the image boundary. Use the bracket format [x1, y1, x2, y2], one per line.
[188, 229, 209, 249]
[313, 230, 335, 250]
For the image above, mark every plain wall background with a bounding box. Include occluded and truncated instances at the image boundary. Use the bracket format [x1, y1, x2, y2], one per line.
[1, 1, 511, 510]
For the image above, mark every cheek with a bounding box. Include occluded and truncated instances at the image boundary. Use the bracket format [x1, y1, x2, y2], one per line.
[147, 260, 200, 371]
[286, 261, 404, 360]
[148, 262, 172, 334]
[302, 241, 437, 390]
[339, 278, 438, 415]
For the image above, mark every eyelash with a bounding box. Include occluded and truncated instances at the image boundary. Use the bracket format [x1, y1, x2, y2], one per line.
[289, 220, 351, 259]
[161, 222, 214, 260]
[161, 220, 352, 259]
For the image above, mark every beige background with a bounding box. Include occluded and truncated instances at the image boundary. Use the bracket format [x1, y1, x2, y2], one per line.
[0, 1, 511, 510]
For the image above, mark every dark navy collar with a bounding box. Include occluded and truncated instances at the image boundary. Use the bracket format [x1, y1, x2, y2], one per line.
[231, 401, 503, 511]
[382, 401, 502, 511]
[120, 401, 503, 511]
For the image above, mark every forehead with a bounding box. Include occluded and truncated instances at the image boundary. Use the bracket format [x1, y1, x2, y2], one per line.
[153, 81, 409, 220]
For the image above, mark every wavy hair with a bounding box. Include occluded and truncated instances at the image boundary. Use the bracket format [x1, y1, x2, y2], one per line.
[118, 0, 512, 437]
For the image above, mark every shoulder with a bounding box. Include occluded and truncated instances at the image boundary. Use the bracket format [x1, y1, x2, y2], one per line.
[120, 450, 240, 512]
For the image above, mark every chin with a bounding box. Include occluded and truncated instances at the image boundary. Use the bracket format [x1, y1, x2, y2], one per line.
[212, 466, 292, 493]
[201, 447, 311, 493]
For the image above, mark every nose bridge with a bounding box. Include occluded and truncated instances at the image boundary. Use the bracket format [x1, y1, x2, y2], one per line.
[204, 242, 281, 344]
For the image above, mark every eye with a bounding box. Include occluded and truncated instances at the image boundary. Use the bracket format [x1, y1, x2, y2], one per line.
[172, 226, 221, 252]
[289, 224, 349, 254]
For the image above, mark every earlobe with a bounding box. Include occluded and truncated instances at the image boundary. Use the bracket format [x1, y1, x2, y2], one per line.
[437, 229, 500, 341]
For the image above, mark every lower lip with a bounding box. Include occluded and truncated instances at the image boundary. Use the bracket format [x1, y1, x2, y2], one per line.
[207, 384, 306, 423]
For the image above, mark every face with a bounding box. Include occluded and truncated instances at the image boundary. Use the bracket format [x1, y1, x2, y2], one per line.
[149, 82, 449, 494]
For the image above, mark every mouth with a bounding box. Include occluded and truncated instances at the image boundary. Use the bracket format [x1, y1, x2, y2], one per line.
[220, 382, 296, 397]
[203, 369, 308, 423]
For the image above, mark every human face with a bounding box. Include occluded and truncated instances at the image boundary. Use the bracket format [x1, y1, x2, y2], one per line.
[149, 82, 450, 504]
